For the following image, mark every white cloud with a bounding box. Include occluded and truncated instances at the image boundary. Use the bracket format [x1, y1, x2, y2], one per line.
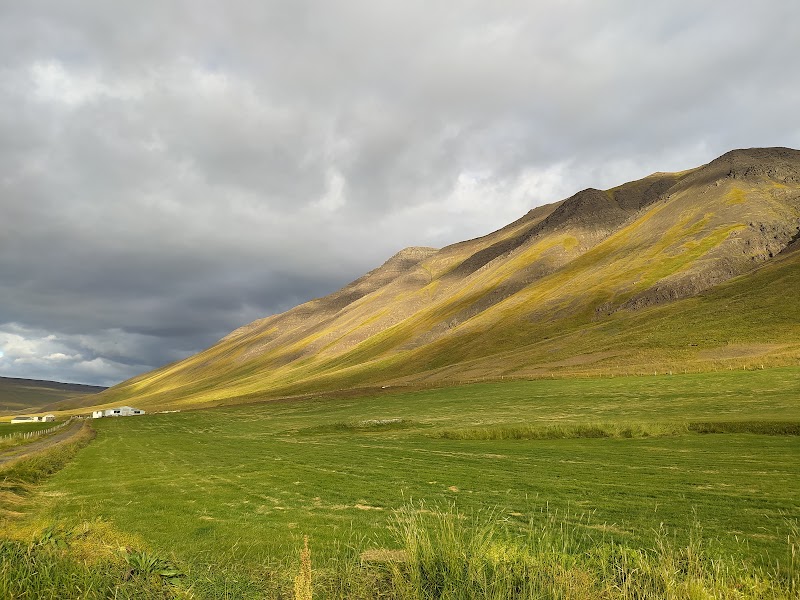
[311, 168, 347, 212]
[30, 60, 144, 107]
[44, 352, 80, 361]
[0, 324, 151, 385]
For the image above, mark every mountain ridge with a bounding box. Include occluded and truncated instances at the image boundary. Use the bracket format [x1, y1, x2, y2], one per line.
[79, 147, 800, 412]
[0, 376, 106, 416]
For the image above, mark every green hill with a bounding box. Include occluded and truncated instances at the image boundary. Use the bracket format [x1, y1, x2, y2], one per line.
[90, 147, 800, 412]
[0, 377, 105, 417]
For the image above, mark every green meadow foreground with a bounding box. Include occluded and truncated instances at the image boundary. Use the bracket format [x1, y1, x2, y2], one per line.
[2, 368, 800, 598]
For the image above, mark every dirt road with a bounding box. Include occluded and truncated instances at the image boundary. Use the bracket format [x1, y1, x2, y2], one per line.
[0, 419, 85, 467]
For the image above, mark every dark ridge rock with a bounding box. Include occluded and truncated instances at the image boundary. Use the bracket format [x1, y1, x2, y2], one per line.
[609, 172, 684, 212]
[442, 202, 563, 280]
[622, 218, 799, 312]
[540, 188, 628, 230]
[778, 227, 800, 255]
[447, 173, 688, 282]
[447, 232, 530, 279]
[680, 147, 800, 189]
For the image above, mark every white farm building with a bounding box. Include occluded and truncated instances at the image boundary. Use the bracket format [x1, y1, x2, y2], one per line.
[11, 414, 55, 423]
[92, 406, 145, 418]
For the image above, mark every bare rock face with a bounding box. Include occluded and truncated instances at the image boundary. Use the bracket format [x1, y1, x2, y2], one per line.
[719, 147, 800, 183]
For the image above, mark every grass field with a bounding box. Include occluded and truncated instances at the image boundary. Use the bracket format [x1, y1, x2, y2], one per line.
[18, 367, 797, 597]
[0, 420, 64, 437]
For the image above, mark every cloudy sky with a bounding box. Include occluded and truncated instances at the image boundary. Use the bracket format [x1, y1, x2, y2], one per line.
[1, 1, 799, 386]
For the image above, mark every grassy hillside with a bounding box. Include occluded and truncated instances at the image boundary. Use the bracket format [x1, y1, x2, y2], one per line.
[85, 148, 800, 412]
[0, 377, 105, 417]
[26, 368, 800, 597]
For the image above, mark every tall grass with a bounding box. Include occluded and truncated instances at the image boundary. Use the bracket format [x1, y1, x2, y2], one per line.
[2, 505, 797, 599]
[0, 539, 182, 600]
[434, 422, 689, 441]
[435, 420, 800, 440]
[379, 505, 799, 599]
[688, 421, 800, 435]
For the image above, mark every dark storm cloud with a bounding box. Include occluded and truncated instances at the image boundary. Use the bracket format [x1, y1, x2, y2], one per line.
[1, 0, 799, 385]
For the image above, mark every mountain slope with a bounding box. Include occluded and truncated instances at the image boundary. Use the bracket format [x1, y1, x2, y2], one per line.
[0, 377, 106, 416]
[91, 147, 800, 411]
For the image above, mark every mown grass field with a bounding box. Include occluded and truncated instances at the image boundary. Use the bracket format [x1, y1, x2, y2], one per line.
[25, 367, 799, 597]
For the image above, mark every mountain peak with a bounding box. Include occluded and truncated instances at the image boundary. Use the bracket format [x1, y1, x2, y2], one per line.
[704, 147, 800, 183]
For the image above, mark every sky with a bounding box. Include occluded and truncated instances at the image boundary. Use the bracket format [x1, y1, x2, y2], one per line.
[1, 1, 799, 387]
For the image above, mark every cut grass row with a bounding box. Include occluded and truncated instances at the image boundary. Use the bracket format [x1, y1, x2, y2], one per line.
[434, 420, 800, 440]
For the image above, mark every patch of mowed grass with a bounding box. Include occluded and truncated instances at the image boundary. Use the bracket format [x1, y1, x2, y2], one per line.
[29, 369, 800, 595]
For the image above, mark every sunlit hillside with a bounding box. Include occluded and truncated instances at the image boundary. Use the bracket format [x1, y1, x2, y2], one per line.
[81, 148, 800, 412]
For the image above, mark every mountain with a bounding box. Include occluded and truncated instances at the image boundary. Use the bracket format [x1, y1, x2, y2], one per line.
[91, 147, 800, 411]
[0, 377, 106, 416]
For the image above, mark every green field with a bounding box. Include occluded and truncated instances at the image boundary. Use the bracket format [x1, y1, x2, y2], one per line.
[26, 368, 799, 596]
[0, 420, 63, 436]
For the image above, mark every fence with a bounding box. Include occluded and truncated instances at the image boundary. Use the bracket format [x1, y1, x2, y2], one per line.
[0, 417, 75, 442]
